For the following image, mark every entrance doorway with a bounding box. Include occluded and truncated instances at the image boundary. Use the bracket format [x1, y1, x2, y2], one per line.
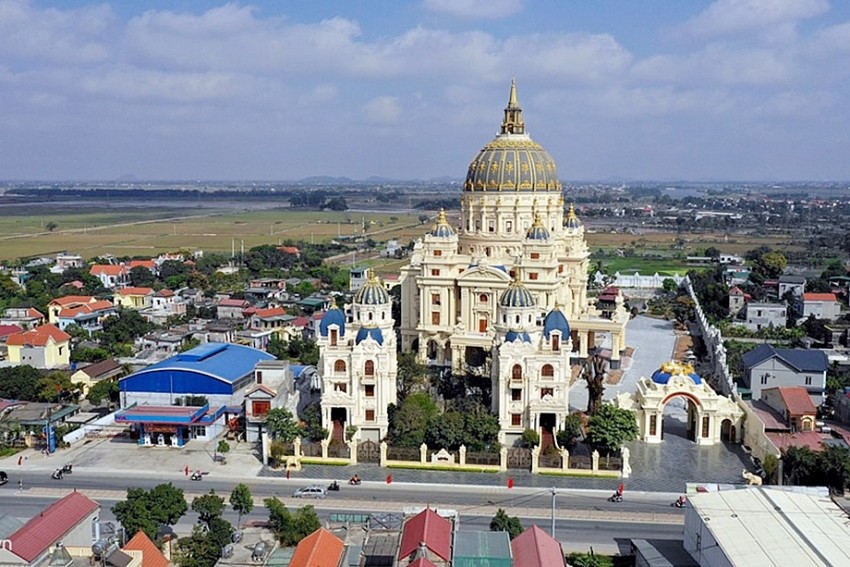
[539, 413, 556, 450]
[330, 407, 347, 443]
[661, 395, 699, 442]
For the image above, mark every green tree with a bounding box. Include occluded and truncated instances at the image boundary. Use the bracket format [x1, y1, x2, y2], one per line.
[762, 454, 779, 485]
[424, 411, 465, 450]
[661, 278, 679, 293]
[99, 309, 154, 346]
[783, 446, 820, 485]
[396, 351, 429, 401]
[586, 404, 639, 455]
[300, 403, 328, 442]
[557, 413, 584, 448]
[230, 483, 254, 529]
[45, 221, 58, 232]
[71, 345, 110, 363]
[265, 408, 303, 442]
[191, 490, 225, 528]
[387, 392, 439, 448]
[0, 366, 42, 401]
[38, 371, 75, 402]
[266, 336, 288, 360]
[129, 266, 156, 287]
[112, 483, 188, 541]
[174, 521, 232, 567]
[217, 439, 230, 454]
[519, 429, 539, 448]
[86, 379, 119, 406]
[489, 508, 523, 539]
[180, 338, 201, 352]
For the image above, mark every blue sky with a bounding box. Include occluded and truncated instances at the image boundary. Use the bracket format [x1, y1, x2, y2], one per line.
[2, 0, 850, 181]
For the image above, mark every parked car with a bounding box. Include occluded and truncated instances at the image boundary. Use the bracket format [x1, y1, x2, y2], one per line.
[292, 485, 326, 499]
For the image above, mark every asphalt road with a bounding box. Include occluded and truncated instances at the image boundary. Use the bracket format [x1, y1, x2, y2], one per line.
[0, 470, 684, 554]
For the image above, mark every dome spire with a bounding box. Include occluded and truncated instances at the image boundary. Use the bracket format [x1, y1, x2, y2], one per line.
[501, 78, 525, 135]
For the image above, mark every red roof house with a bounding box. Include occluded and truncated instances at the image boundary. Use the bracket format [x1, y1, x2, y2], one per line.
[289, 528, 344, 567]
[6, 323, 71, 347]
[399, 508, 452, 563]
[123, 530, 169, 567]
[0, 324, 23, 341]
[511, 525, 566, 567]
[6, 491, 100, 563]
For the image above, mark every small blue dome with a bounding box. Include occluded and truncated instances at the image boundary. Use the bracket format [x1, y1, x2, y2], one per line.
[505, 330, 531, 343]
[564, 204, 582, 230]
[543, 307, 571, 339]
[354, 270, 389, 305]
[430, 209, 456, 237]
[355, 326, 384, 345]
[320, 305, 346, 337]
[499, 278, 535, 308]
[526, 215, 550, 240]
[650, 361, 701, 385]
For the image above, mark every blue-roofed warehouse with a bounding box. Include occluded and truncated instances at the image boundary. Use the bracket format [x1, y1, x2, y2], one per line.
[117, 343, 274, 446]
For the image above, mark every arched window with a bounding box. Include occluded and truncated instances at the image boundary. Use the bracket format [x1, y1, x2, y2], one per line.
[541, 364, 554, 378]
[364, 360, 375, 376]
[334, 359, 346, 373]
[479, 293, 488, 303]
[512, 364, 522, 381]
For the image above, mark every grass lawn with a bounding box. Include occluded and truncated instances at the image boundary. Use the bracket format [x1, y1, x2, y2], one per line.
[599, 257, 692, 275]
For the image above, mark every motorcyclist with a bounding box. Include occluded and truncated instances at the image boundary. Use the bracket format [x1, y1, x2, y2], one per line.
[52, 468, 63, 480]
[329, 480, 340, 491]
[349, 474, 361, 485]
[676, 495, 687, 507]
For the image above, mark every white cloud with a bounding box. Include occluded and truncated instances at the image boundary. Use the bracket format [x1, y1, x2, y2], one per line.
[675, 0, 829, 40]
[363, 96, 403, 125]
[423, 0, 523, 20]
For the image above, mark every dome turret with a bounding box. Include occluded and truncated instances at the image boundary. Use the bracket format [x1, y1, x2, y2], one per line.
[564, 203, 582, 230]
[463, 80, 561, 193]
[430, 209, 456, 238]
[319, 297, 345, 337]
[543, 305, 571, 339]
[499, 271, 535, 308]
[525, 213, 550, 240]
[353, 270, 389, 305]
[651, 360, 702, 385]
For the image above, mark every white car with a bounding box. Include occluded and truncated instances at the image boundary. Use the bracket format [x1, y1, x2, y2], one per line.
[292, 485, 326, 499]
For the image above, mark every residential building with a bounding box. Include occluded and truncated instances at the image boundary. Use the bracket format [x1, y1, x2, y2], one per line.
[47, 295, 98, 324]
[742, 301, 786, 332]
[741, 344, 829, 404]
[399, 82, 629, 445]
[317, 276, 397, 442]
[511, 525, 566, 567]
[349, 266, 368, 292]
[121, 530, 169, 567]
[217, 298, 250, 319]
[127, 258, 157, 274]
[684, 487, 850, 566]
[398, 508, 452, 566]
[761, 386, 817, 432]
[728, 286, 746, 317]
[90, 264, 130, 288]
[71, 359, 124, 396]
[778, 274, 806, 299]
[55, 299, 117, 334]
[51, 253, 86, 274]
[289, 528, 344, 567]
[0, 491, 100, 567]
[141, 288, 186, 325]
[1, 307, 45, 330]
[244, 361, 312, 442]
[114, 286, 155, 309]
[5, 323, 71, 369]
[802, 292, 841, 321]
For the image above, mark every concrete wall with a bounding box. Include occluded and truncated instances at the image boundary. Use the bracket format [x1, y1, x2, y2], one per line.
[683, 277, 737, 397]
[739, 400, 780, 461]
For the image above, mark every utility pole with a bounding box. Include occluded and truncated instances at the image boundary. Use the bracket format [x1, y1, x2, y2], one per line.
[550, 487, 557, 538]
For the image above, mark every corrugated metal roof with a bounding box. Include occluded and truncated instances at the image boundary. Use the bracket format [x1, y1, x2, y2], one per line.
[453, 531, 512, 567]
[8, 491, 99, 562]
[511, 526, 565, 567]
[399, 508, 452, 562]
[124, 342, 273, 384]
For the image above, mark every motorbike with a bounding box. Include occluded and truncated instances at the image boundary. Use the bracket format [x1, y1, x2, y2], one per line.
[51, 468, 64, 480]
[62, 464, 73, 474]
[672, 497, 687, 508]
[607, 492, 623, 503]
[190, 470, 203, 481]
[348, 477, 361, 486]
[327, 481, 340, 492]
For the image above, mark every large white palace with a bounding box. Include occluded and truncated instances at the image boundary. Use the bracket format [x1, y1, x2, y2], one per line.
[318, 81, 629, 446]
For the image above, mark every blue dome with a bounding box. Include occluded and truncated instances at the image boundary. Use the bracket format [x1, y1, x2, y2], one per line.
[526, 215, 550, 240]
[354, 271, 389, 305]
[430, 209, 456, 237]
[499, 279, 535, 308]
[543, 307, 571, 339]
[650, 361, 701, 385]
[564, 204, 582, 230]
[355, 326, 384, 345]
[505, 330, 531, 343]
[319, 305, 346, 337]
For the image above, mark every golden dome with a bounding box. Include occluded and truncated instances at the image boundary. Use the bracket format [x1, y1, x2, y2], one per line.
[463, 79, 561, 193]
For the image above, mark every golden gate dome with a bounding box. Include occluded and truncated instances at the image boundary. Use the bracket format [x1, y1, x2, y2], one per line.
[463, 80, 561, 193]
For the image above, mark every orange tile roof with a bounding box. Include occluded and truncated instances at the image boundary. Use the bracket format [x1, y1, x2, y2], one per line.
[155, 289, 174, 297]
[59, 300, 115, 318]
[6, 324, 71, 347]
[128, 260, 155, 270]
[123, 530, 169, 567]
[289, 528, 344, 567]
[118, 287, 155, 296]
[777, 386, 817, 416]
[803, 293, 838, 302]
[254, 307, 286, 318]
[49, 295, 96, 307]
[766, 431, 826, 452]
[90, 264, 128, 276]
[27, 307, 45, 318]
[277, 246, 300, 254]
